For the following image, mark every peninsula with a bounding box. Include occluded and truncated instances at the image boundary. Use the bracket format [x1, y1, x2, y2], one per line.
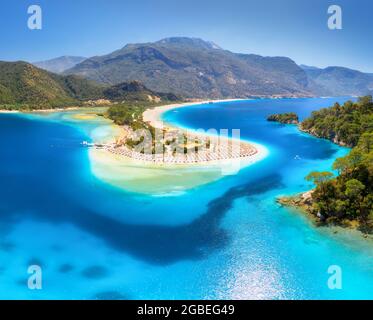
[100, 100, 261, 165]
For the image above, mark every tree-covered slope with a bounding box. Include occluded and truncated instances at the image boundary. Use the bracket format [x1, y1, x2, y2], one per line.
[0, 61, 106, 109]
[102, 80, 180, 102]
[301, 96, 373, 228]
[301, 96, 373, 147]
[51, 74, 104, 101]
[0, 61, 179, 110]
[0, 61, 76, 108]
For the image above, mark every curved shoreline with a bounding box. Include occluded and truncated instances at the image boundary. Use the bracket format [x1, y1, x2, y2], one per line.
[2, 100, 268, 194]
[103, 99, 267, 166]
[143, 99, 245, 130]
[1, 101, 268, 194]
[88, 99, 268, 194]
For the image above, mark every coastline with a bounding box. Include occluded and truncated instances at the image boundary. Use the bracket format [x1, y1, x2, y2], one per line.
[0, 110, 19, 113]
[143, 99, 246, 130]
[5, 99, 372, 234]
[96, 98, 267, 166]
[0, 106, 102, 114]
[1, 100, 268, 195]
[277, 192, 373, 240]
[272, 107, 372, 239]
[88, 98, 268, 194]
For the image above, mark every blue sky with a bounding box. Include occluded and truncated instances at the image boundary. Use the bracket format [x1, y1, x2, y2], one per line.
[1, 0, 373, 72]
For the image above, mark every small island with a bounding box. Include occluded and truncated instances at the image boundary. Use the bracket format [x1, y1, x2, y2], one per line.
[267, 112, 299, 124]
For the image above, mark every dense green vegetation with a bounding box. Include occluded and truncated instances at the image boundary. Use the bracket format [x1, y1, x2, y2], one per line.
[106, 98, 182, 153]
[303, 96, 373, 230]
[105, 99, 213, 156]
[267, 112, 299, 124]
[107, 102, 157, 127]
[52, 74, 104, 101]
[105, 80, 180, 128]
[103, 81, 180, 102]
[0, 61, 180, 111]
[106, 102, 157, 151]
[0, 61, 77, 109]
[0, 61, 105, 110]
[0, 60, 184, 154]
[301, 96, 373, 147]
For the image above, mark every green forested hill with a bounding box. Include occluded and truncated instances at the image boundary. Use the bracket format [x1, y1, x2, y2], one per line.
[300, 96, 373, 228]
[301, 96, 373, 147]
[51, 73, 104, 101]
[103, 81, 180, 102]
[0, 61, 179, 110]
[0, 61, 102, 109]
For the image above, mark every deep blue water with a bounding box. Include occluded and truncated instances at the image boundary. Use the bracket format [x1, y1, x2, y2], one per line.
[0, 97, 372, 299]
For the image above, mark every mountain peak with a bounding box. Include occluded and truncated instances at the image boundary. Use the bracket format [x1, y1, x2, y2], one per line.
[299, 64, 321, 71]
[156, 37, 222, 50]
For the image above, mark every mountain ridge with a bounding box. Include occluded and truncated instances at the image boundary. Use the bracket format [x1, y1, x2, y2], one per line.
[64, 37, 312, 98]
[64, 37, 373, 98]
[304, 65, 373, 96]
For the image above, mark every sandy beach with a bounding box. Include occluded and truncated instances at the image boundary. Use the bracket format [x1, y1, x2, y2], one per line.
[87, 99, 268, 193]
[124, 99, 266, 165]
[13, 100, 268, 194]
[143, 99, 245, 130]
[89, 98, 268, 168]
[0, 110, 19, 113]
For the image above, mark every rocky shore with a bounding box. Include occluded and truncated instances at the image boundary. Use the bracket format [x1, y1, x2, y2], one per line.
[277, 192, 373, 238]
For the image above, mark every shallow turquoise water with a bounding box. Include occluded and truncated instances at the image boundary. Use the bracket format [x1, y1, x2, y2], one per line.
[0, 98, 372, 299]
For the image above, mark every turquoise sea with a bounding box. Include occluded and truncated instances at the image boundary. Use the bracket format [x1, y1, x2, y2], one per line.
[0, 97, 372, 299]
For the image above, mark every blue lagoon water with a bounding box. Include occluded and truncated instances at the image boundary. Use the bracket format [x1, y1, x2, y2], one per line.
[0, 98, 372, 299]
